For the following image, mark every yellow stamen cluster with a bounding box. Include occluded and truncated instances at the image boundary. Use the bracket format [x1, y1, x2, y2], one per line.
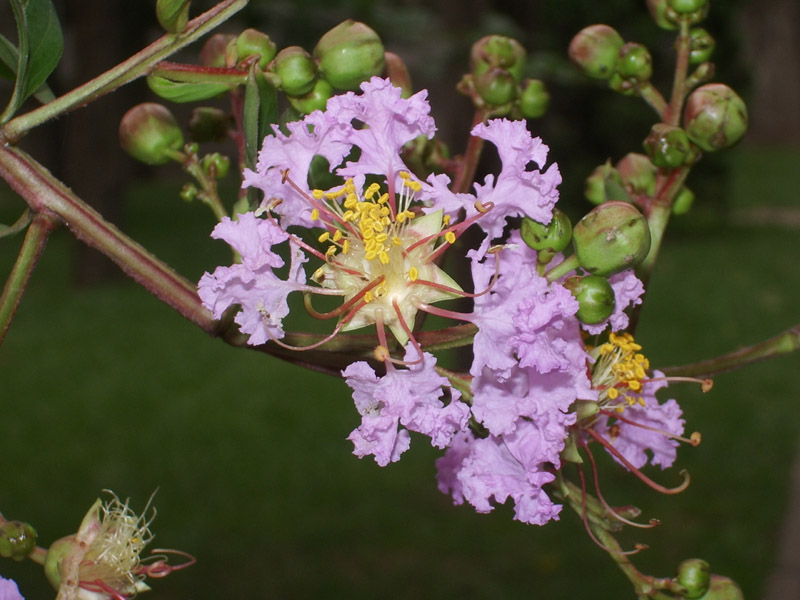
[592, 332, 650, 412]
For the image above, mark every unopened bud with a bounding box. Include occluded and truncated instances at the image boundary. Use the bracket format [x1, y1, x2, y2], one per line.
[119, 103, 184, 165]
[616, 153, 657, 196]
[569, 25, 624, 80]
[0, 521, 37, 561]
[696, 575, 744, 600]
[201, 153, 230, 179]
[236, 29, 277, 70]
[470, 35, 527, 83]
[383, 51, 413, 98]
[288, 77, 334, 114]
[676, 559, 711, 599]
[564, 275, 616, 324]
[689, 28, 715, 64]
[187, 107, 231, 143]
[180, 183, 199, 203]
[672, 186, 695, 214]
[683, 83, 747, 152]
[520, 209, 572, 253]
[273, 46, 317, 96]
[518, 79, 549, 118]
[616, 42, 653, 82]
[668, 0, 708, 14]
[644, 123, 691, 168]
[585, 161, 626, 205]
[572, 201, 651, 276]
[646, 0, 679, 30]
[475, 68, 517, 106]
[200, 34, 235, 68]
[156, 0, 190, 33]
[314, 20, 385, 91]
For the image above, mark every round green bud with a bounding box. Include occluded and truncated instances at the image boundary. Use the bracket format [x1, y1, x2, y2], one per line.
[314, 20, 385, 91]
[689, 28, 715, 64]
[180, 183, 199, 203]
[643, 123, 691, 168]
[683, 83, 748, 152]
[568, 25, 624, 80]
[200, 33, 235, 68]
[668, 0, 707, 13]
[608, 71, 637, 96]
[646, 0, 679, 30]
[585, 162, 625, 205]
[201, 152, 230, 179]
[119, 103, 184, 165]
[564, 275, 616, 324]
[616, 42, 653, 82]
[470, 35, 527, 83]
[677, 559, 711, 599]
[695, 575, 744, 600]
[518, 79, 549, 118]
[156, 0, 190, 34]
[672, 186, 695, 214]
[0, 521, 37, 560]
[236, 29, 277, 70]
[475, 68, 518, 106]
[273, 46, 317, 96]
[187, 107, 231, 143]
[520, 210, 573, 253]
[288, 77, 334, 114]
[616, 153, 657, 196]
[572, 201, 651, 276]
[384, 51, 413, 98]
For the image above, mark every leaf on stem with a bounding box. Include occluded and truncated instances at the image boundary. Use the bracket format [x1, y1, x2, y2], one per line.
[243, 63, 278, 171]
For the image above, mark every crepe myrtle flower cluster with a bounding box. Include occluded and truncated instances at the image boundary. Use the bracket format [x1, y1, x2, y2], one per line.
[199, 77, 703, 525]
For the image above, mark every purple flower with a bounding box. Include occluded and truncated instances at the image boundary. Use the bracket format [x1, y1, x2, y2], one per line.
[343, 346, 469, 466]
[0, 577, 24, 600]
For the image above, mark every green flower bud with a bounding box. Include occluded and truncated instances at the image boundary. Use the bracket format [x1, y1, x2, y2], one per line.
[616, 153, 657, 196]
[672, 186, 695, 215]
[187, 107, 231, 143]
[180, 183, 199, 203]
[520, 209, 573, 253]
[695, 575, 744, 600]
[0, 521, 37, 560]
[119, 103, 184, 165]
[683, 83, 748, 152]
[200, 34, 235, 68]
[572, 201, 651, 276]
[314, 20, 385, 91]
[288, 77, 334, 114]
[568, 25, 624, 80]
[384, 51, 413, 98]
[669, 0, 708, 14]
[470, 35, 527, 83]
[608, 71, 637, 96]
[689, 28, 715, 64]
[273, 46, 317, 96]
[518, 79, 549, 118]
[646, 0, 679, 30]
[677, 559, 711, 599]
[475, 68, 518, 106]
[643, 123, 691, 168]
[616, 42, 653, 82]
[236, 29, 277, 71]
[156, 0, 190, 33]
[201, 152, 230, 179]
[564, 274, 616, 324]
[585, 161, 627, 205]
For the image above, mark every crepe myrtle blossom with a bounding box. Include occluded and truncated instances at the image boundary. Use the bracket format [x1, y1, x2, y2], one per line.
[0, 577, 24, 600]
[198, 76, 696, 527]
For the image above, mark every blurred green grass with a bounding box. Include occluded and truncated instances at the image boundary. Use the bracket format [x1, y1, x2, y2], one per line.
[0, 145, 799, 599]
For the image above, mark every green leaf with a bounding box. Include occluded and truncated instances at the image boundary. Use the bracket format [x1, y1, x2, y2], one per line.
[146, 74, 233, 103]
[243, 64, 278, 171]
[0, 35, 18, 81]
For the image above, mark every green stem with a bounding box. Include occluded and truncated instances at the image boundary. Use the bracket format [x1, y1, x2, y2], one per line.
[637, 81, 668, 119]
[1, 0, 248, 142]
[0, 1, 31, 124]
[660, 323, 800, 378]
[0, 211, 58, 346]
[544, 253, 580, 282]
[452, 109, 488, 194]
[665, 19, 691, 127]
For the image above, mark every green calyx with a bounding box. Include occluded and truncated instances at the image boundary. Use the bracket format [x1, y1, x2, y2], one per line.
[563, 275, 616, 325]
[314, 21, 385, 91]
[683, 83, 748, 152]
[644, 123, 691, 168]
[568, 25, 624, 80]
[236, 29, 277, 71]
[274, 46, 318, 97]
[470, 35, 527, 83]
[517, 79, 549, 119]
[572, 201, 651, 276]
[119, 103, 184, 165]
[0, 520, 37, 561]
[44, 536, 76, 590]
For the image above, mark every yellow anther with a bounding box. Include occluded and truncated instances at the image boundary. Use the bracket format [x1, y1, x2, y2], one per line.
[333, 229, 343, 242]
[378, 251, 390, 264]
[399, 170, 410, 179]
[365, 182, 381, 199]
[378, 193, 389, 204]
[379, 206, 390, 217]
[342, 239, 350, 254]
[375, 233, 388, 243]
[628, 380, 642, 392]
[372, 220, 385, 233]
[404, 210, 415, 220]
[365, 250, 378, 261]
[364, 291, 374, 303]
[369, 207, 381, 221]
[325, 245, 337, 257]
[312, 190, 325, 200]
[365, 238, 377, 251]
[408, 267, 419, 281]
[318, 231, 330, 243]
[396, 212, 407, 223]
[607, 387, 619, 400]
[392, 236, 402, 245]
[408, 180, 421, 192]
[362, 227, 375, 240]
[310, 208, 320, 221]
[445, 231, 456, 244]
[312, 266, 326, 282]
[342, 211, 354, 222]
[443, 214, 451, 226]
[344, 195, 358, 209]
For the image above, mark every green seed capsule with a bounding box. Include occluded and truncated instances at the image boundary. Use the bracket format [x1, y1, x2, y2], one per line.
[683, 83, 748, 152]
[689, 28, 715, 64]
[288, 78, 334, 115]
[572, 201, 651, 276]
[669, 0, 708, 13]
[475, 68, 518, 106]
[470, 35, 527, 83]
[677, 559, 711, 599]
[274, 46, 318, 97]
[314, 20, 385, 91]
[643, 123, 691, 168]
[520, 209, 573, 254]
[518, 79, 549, 119]
[695, 575, 744, 600]
[564, 275, 616, 324]
[646, 0, 679, 30]
[616, 42, 653, 82]
[568, 25, 624, 80]
[119, 103, 184, 165]
[616, 153, 657, 196]
[236, 29, 277, 70]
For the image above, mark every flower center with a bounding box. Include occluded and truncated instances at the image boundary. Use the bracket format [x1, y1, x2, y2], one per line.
[590, 332, 650, 412]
